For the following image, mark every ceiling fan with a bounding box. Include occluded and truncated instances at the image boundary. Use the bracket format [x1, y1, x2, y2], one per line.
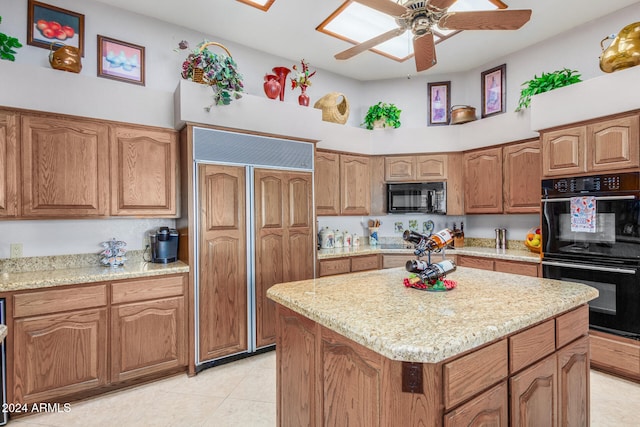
[334, 0, 532, 72]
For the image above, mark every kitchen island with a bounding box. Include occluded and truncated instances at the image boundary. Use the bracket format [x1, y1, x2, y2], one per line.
[267, 266, 598, 426]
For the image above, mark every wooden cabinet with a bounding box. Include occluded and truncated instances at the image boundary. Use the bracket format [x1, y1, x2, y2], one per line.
[557, 336, 590, 427]
[12, 285, 109, 404]
[10, 275, 188, 406]
[464, 147, 503, 214]
[444, 381, 508, 427]
[0, 110, 18, 217]
[385, 154, 448, 182]
[510, 354, 557, 426]
[318, 254, 379, 277]
[110, 276, 187, 383]
[254, 169, 314, 348]
[503, 140, 541, 213]
[315, 151, 370, 216]
[590, 329, 640, 381]
[110, 125, 178, 217]
[21, 114, 110, 217]
[541, 113, 640, 176]
[197, 164, 248, 361]
[340, 154, 370, 215]
[457, 255, 540, 277]
[315, 151, 340, 215]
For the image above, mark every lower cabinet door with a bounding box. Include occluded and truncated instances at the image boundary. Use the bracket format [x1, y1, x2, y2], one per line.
[13, 308, 108, 404]
[444, 381, 508, 427]
[510, 354, 558, 426]
[557, 336, 590, 427]
[111, 296, 186, 383]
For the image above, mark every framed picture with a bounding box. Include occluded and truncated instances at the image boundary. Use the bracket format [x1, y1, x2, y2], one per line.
[97, 35, 145, 86]
[428, 81, 451, 126]
[481, 64, 506, 118]
[27, 0, 85, 56]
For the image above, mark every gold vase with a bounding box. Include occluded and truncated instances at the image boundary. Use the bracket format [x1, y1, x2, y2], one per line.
[599, 21, 640, 73]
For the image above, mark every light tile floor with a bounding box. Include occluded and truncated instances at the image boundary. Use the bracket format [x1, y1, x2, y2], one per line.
[10, 351, 640, 426]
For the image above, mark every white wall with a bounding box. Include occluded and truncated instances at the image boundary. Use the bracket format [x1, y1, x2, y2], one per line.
[1, 0, 638, 257]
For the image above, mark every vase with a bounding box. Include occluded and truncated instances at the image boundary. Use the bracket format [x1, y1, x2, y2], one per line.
[272, 66, 290, 101]
[298, 86, 310, 107]
[263, 74, 281, 100]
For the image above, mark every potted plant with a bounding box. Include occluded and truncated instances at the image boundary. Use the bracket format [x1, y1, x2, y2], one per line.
[362, 102, 402, 129]
[0, 16, 23, 61]
[177, 40, 244, 107]
[515, 68, 582, 112]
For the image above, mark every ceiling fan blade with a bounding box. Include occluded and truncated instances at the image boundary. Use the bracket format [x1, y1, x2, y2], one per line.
[351, 0, 408, 17]
[335, 27, 406, 60]
[413, 33, 437, 72]
[439, 9, 532, 30]
[428, 0, 458, 11]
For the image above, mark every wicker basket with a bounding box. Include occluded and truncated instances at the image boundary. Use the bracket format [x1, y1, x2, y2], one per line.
[313, 92, 350, 125]
[192, 41, 232, 85]
[524, 227, 542, 253]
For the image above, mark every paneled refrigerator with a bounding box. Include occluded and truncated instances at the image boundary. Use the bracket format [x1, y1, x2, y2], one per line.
[191, 127, 315, 368]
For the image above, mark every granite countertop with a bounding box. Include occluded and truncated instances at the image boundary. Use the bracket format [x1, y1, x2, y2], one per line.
[317, 244, 540, 263]
[267, 266, 598, 364]
[0, 259, 189, 292]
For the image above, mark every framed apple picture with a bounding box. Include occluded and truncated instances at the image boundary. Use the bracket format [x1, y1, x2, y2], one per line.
[27, 0, 85, 56]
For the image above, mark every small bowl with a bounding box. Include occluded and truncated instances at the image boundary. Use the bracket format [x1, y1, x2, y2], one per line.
[524, 227, 541, 253]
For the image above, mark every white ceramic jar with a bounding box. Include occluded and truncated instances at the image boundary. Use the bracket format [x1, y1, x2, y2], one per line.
[319, 227, 334, 249]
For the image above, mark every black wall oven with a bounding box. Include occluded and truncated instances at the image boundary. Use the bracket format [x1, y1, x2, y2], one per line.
[541, 172, 640, 339]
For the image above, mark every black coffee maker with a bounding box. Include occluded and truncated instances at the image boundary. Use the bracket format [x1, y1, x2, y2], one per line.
[150, 227, 179, 263]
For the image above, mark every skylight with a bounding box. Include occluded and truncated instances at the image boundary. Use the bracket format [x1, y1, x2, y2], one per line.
[236, 0, 275, 12]
[317, 0, 506, 62]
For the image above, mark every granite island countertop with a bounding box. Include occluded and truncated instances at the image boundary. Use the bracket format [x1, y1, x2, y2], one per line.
[267, 266, 597, 364]
[0, 260, 189, 292]
[318, 244, 540, 262]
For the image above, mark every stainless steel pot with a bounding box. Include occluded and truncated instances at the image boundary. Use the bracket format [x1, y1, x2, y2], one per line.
[450, 105, 477, 125]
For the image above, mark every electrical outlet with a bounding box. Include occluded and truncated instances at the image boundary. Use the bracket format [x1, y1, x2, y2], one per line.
[10, 243, 23, 258]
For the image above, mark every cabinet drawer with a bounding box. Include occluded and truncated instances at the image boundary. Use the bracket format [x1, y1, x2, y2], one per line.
[494, 260, 539, 277]
[318, 258, 351, 277]
[111, 275, 185, 304]
[350, 255, 379, 272]
[382, 254, 409, 269]
[556, 305, 589, 348]
[456, 255, 494, 271]
[444, 339, 508, 409]
[444, 381, 508, 427]
[590, 331, 640, 376]
[14, 285, 107, 318]
[509, 319, 555, 373]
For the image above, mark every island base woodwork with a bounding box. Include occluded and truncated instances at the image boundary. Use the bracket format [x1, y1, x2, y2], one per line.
[275, 304, 590, 427]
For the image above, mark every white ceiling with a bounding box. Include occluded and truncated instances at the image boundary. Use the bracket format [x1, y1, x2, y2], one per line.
[92, 0, 639, 81]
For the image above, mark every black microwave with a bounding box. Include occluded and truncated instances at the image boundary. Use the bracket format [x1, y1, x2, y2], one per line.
[387, 182, 446, 214]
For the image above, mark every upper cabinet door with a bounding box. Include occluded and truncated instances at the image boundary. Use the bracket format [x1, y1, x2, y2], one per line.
[315, 151, 340, 216]
[416, 154, 448, 181]
[0, 110, 18, 217]
[541, 126, 587, 177]
[110, 125, 178, 217]
[340, 154, 370, 216]
[464, 147, 503, 214]
[503, 141, 541, 214]
[385, 156, 415, 181]
[21, 114, 109, 217]
[587, 114, 639, 172]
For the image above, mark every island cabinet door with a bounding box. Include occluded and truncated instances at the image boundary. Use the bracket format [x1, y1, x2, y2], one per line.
[510, 354, 558, 426]
[557, 335, 590, 427]
[444, 381, 508, 427]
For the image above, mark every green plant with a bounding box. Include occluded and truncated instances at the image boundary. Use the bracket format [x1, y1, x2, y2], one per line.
[178, 40, 244, 108]
[362, 102, 402, 130]
[0, 16, 23, 61]
[515, 68, 582, 112]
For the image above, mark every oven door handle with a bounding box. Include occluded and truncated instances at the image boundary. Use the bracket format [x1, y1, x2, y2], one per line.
[541, 260, 637, 275]
[541, 195, 637, 203]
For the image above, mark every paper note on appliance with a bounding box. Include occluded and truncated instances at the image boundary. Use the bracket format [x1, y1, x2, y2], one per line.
[570, 196, 596, 233]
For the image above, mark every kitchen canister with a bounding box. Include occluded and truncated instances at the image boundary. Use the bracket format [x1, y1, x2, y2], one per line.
[343, 231, 352, 247]
[319, 227, 335, 249]
[334, 230, 344, 248]
[369, 227, 379, 246]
